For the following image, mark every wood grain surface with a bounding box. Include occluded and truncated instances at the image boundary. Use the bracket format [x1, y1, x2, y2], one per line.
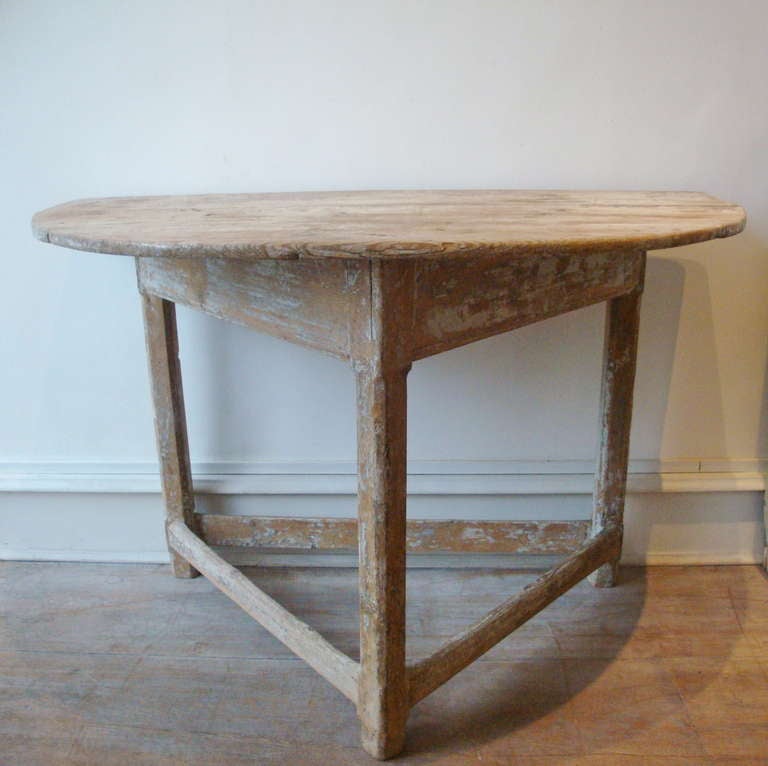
[167, 520, 360, 704]
[197, 515, 590, 555]
[6, 561, 767, 764]
[589, 281, 644, 588]
[29, 188, 749, 760]
[137, 256, 367, 360]
[407, 526, 622, 705]
[32, 190, 745, 260]
[140, 295, 200, 579]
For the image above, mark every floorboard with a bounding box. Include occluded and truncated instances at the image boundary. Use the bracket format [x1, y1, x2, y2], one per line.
[1, 561, 766, 764]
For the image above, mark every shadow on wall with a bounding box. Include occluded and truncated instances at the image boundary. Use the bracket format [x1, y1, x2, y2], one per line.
[650, 228, 768, 463]
[178, 241, 759, 475]
[623, 491, 765, 566]
[646, 254, 726, 459]
[751, 229, 768, 458]
[633, 232, 768, 564]
[632, 255, 687, 459]
[406, 255, 689, 464]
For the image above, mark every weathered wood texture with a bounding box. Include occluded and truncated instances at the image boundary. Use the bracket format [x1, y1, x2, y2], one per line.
[407, 526, 622, 706]
[198, 515, 590, 555]
[589, 276, 644, 588]
[411, 249, 643, 359]
[7, 561, 768, 764]
[137, 249, 644, 364]
[354, 261, 413, 760]
[137, 256, 367, 360]
[31, 189, 747, 762]
[140, 294, 199, 579]
[167, 519, 360, 703]
[33, 190, 745, 260]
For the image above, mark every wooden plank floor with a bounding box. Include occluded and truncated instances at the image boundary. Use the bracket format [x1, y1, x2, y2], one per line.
[1, 561, 767, 765]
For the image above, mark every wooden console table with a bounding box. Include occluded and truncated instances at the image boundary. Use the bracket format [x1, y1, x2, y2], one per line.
[32, 190, 745, 759]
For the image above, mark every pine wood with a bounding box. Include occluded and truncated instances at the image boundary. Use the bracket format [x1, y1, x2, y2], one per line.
[411, 249, 644, 360]
[5, 561, 768, 764]
[137, 255, 368, 361]
[140, 295, 199, 579]
[198, 515, 591, 555]
[353, 261, 414, 759]
[32, 189, 744, 260]
[407, 526, 622, 706]
[589, 279, 644, 587]
[136, 249, 645, 364]
[167, 519, 360, 703]
[32, 189, 746, 760]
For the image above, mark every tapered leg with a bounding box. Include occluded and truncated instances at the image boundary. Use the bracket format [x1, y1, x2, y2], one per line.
[355, 361, 409, 759]
[589, 277, 644, 588]
[141, 294, 200, 579]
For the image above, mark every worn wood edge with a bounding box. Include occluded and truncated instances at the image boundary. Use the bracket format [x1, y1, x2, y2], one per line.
[406, 526, 621, 706]
[31, 203, 746, 261]
[197, 515, 590, 555]
[353, 263, 413, 759]
[140, 293, 200, 578]
[136, 256, 363, 362]
[589, 278, 643, 587]
[166, 519, 360, 703]
[411, 270, 642, 362]
[32, 228, 746, 261]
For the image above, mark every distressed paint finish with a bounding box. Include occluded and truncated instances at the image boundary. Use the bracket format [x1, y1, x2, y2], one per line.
[589, 274, 644, 588]
[137, 255, 367, 360]
[354, 260, 414, 759]
[407, 526, 622, 706]
[140, 294, 199, 579]
[198, 514, 590, 555]
[32, 189, 747, 761]
[167, 520, 359, 702]
[32, 189, 745, 260]
[412, 249, 643, 359]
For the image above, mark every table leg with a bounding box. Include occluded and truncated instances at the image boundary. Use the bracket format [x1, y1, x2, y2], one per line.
[589, 282, 643, 588]
[355, 362, 410, 760]
[141, 294, 199, 579]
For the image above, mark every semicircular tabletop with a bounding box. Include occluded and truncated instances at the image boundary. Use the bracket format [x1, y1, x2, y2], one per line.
[32, 189, 745, 260]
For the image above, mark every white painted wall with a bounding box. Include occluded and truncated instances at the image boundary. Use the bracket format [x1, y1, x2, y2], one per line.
[1, 0, 767, 563]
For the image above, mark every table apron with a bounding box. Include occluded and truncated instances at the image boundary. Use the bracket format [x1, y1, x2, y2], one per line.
[410, 249, 645, 360]
[136, 255, 369, 361]
[135, 249, 645, 365]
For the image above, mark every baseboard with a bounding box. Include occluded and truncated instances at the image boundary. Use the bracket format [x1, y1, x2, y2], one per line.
[641, 552, 763, 566]
[0, 549, 170, 564]
[1, 458, 766, 494]
[1, 459, 765, 566]
[2, 548, 764, 568]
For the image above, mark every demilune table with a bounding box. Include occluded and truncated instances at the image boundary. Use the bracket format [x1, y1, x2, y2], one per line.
[32, 190, 745, 759]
